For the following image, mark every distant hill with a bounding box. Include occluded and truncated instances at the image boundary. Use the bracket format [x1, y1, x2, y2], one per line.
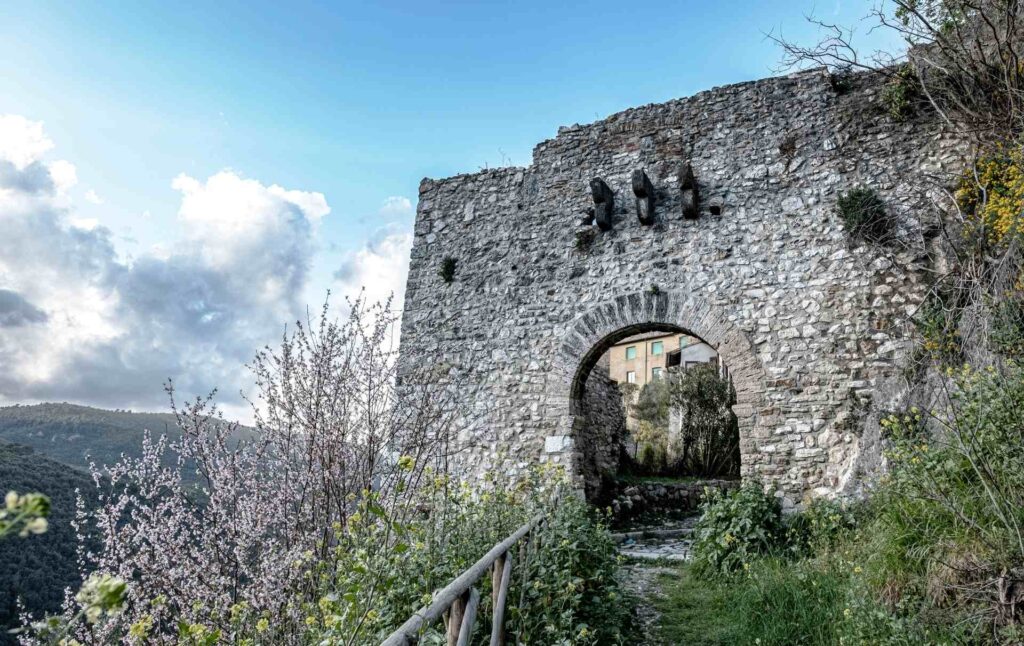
[0, 402, 252, 475]
[0, 442, 96, 643]
[0, 404, 255, 642]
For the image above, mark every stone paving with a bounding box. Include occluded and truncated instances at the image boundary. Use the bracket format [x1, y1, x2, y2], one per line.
[615, 517, 697, 643]
[614, 516, 697, 562]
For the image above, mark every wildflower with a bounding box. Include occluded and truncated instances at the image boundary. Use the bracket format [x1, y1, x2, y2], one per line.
[397, 455, 415, 472]
[75, 573, 127, 624]
[22, 517, 47, 536]
[129, 614, 153, 640]
[256, 618, 270, 633]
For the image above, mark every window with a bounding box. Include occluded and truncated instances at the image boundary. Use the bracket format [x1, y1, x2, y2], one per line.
[652, 367, 664, 380]
[626, 371, 636, 384]
[679, 336, 689, 348]
[666, 350, 681, 368]
[625, 346, 637, 360]
[651, 341, 663, 356]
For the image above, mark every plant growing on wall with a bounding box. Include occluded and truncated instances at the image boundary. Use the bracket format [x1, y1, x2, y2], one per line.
[575, 228, 597, 254]
[837, 188, 894, 243]
[439, 256, 457, 283]
[881, 63, 920, 121]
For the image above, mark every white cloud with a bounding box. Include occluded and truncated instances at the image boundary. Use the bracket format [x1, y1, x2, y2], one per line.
[84, 189, 104, 204]
[0, 115, 331, 413]
[378, 195, 413, 220]
[47, 160, 77, 194]
[333, 224, 413, 313]
[332, 195, 415, 315]
[0, 115, 53, 169]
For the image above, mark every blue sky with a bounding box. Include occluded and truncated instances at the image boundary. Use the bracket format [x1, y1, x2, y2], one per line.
[0, 1, 901, 415]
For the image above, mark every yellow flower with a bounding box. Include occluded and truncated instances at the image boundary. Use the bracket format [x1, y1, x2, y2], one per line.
[397, 455, 415, 472]
[256, 618, 269, 633]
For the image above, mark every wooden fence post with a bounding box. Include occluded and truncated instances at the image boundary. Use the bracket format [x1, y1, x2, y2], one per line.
[489, 551, 513, 646]
[456, 588, 480, 646]
[447, 591, 466, 646]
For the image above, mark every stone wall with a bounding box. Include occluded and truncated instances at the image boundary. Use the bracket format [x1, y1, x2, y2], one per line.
[578, 358, 626, 500]
[398, 67, 966, 507]
[610, 479, 739, 526]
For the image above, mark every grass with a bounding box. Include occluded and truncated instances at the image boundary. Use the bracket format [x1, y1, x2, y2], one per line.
[650, 564, 742, 645]
[650, 560, 847, 646]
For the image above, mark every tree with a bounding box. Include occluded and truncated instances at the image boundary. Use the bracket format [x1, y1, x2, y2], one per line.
[37, 296, 468, 644]
[669, 365, 739, 478]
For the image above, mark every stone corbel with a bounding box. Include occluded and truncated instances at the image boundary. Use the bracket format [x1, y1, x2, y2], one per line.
[590, 178, 615, 231]
[632, 169, 655, 225]
[679, 163, 699, 220]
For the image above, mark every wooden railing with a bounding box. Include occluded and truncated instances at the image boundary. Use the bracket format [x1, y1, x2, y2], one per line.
[380, 512, 545, 646]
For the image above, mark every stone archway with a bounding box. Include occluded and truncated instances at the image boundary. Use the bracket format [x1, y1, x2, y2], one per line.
[545, 289, 769, 497]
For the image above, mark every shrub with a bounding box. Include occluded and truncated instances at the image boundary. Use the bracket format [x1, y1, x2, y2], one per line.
[439, 256, 457, 283]
[784, 498, 857, 556]
[992, 294, 1024, 357]
[881, 64, 919, 121]
[691, 482, 785, 577]
[837, 188, 893, 243]
[300, 468, 636, 645]
[915, 289, 962, 364]
[575, 228, 597, 254]
[868, 362, 1024, 632]
[637, 440, 667, 474]
[956, 148, 1024, 251]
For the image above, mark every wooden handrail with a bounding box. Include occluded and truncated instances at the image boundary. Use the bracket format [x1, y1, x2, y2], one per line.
[380, 513, 544, 646]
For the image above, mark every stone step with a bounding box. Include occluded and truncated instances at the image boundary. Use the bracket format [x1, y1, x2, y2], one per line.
[618, 549, 691, 562]
[611, 527, 694, 544]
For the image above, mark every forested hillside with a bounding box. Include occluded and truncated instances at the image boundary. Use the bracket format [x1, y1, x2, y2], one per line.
[0, 403, 251, 475]
[0, 443, 95, 645]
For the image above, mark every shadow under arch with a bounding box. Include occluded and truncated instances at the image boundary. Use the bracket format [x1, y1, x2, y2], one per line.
[548, 289, 769, 491]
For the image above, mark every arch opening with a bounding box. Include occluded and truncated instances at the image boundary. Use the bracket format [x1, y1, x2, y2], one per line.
[570, 323, 740, 504]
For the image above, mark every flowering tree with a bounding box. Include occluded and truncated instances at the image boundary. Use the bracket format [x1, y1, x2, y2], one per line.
[27, 297, 467, 644]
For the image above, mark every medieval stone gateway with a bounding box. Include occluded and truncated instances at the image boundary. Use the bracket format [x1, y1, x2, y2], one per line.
[397, 68, 963, 507]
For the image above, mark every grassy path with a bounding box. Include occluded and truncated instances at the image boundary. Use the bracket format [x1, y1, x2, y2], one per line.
[624, 561, 742, 646]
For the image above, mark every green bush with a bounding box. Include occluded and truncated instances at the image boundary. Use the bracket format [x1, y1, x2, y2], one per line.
[837, 188, 893, 243]
[574, 228, 597, 254]
[439, 256, 457, 283]
[296, 468, 636, 645]
[915, 289, 963, 364]
[881, 64, 919, 121]
[691, 482, 785, 577]
[668, 364, 740, 478]
[784, 498, 858, 556]
[864, 362, 1024, 634]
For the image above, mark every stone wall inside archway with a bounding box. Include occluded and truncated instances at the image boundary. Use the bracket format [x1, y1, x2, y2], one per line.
[397, 68, 965, 507]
